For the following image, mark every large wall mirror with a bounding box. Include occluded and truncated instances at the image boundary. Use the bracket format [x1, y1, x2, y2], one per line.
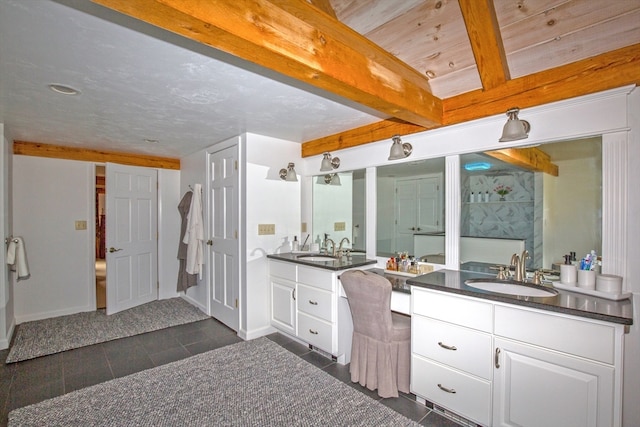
[458, 137, 602, 270]
[312, 170, 366, 252]
[376, 158, 446, 258]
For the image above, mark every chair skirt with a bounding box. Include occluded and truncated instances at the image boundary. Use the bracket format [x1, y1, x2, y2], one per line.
[349, 332, 410, 398]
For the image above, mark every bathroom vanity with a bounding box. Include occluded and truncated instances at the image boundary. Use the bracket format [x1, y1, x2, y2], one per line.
[267, 253, 376, 363]
[407, 269, 632, 427]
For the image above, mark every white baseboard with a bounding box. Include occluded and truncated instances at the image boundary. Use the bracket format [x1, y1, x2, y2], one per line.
[240, 324, 276, 341]
[15, 304, 94, 324]
[0, 318, 15, 350]
[180, 293, 208, 315]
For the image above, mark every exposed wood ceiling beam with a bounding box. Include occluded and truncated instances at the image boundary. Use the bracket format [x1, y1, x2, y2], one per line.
[305, 0, 336, 19]
[443, 43, 640, 125]
[484, 147, 559, 176]
[458, 0, 509, 90]
[13, 141, 180, 170]
[92, 0, 442, 128]
[302, 43, 640, 156]
[301, 119, 428, 157]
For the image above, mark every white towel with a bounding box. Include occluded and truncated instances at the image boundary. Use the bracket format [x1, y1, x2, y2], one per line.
[183, 184, 204, 279]
[7, 237, 30, 281]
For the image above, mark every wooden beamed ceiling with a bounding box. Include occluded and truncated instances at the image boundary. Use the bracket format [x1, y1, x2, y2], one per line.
[92, 0, 640, 158]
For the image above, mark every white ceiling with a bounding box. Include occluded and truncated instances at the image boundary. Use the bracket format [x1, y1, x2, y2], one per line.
[0, 0, 386, 158]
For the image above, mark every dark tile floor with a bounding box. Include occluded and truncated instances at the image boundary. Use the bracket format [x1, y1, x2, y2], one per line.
[0, 318, 462, 426]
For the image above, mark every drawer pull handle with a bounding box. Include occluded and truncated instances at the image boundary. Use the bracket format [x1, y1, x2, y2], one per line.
[495, 347, 501, 369]
[438, 342, 457, 351]
[309, 329, 318, 335]
[308, 300, 318, 305]
[437, 384, 456, 394]
[292, 289, 296, 300]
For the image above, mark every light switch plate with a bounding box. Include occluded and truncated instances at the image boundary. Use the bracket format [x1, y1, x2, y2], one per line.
[301, 222, 307, 233]
[258, 224, 276, 235]
[75, 220, 87, 230]
[334, 221, 346, 231]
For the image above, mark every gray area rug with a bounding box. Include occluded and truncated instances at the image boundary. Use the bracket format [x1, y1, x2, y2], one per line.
[9, 337, 419, 426]
[6, 297, 209, 363]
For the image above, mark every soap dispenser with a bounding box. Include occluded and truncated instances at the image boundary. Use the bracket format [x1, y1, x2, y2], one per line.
[292, 236, 299, 252]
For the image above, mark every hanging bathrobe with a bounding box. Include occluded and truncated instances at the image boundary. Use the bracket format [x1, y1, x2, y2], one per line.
[177, 191, 197, 292]
[183, 183, 204, 278]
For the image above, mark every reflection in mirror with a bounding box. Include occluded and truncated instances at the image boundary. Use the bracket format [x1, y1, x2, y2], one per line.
[376, 159, 446, 259]
[312, 170, 366, 253]
[460, 137, 602, 270]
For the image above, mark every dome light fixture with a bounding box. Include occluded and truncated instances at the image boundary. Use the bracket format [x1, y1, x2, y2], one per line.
[320, 152, 340, 171]
[48, 84, 80, 96]
[388, 135, 412, 160]
[279, 162, 298, 182]
[499, 108, 531, 142]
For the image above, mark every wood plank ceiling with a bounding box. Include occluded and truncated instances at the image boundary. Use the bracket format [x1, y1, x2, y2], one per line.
[93, 0, 640, 157]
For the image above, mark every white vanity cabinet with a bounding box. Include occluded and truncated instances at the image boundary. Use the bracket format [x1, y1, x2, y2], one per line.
[492, 305, 621, 427]
[411, 288, 494, 426]
[411, 287, 626, 427]
[269, 260, 353, 363]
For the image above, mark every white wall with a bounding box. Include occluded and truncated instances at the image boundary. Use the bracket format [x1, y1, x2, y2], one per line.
[12, 156, 181, 322]
[158, 168, 181, 300]
[243, 133, 300, 339]
[13, 156, 94, 321]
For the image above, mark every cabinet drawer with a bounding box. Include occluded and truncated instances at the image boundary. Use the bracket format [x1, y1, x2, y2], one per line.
[298, 312, 333, 353]
[413, 315, 492, 380]
[412, 288, 493, 332]
[412, 355, 491, 426]
[269, 261, 296, 281]
[494, 305, 616, 364]
[297, 284, 333, 322]
[298, 266, 335, 291]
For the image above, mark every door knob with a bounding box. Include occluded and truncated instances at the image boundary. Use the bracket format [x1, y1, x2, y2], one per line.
[206, 240, 213, 246]
[109, 247, 122, 253]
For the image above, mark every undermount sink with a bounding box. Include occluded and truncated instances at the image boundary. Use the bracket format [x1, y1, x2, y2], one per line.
[464, 279, 558, 297]
[296, 255, 338, 262]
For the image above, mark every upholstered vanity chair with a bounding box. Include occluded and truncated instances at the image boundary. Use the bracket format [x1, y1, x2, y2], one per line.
[340, 269, 411, 398]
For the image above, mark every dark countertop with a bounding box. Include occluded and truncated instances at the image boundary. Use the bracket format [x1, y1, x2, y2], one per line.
[402, 268, 633, 326]
[267, 252, 377, 271]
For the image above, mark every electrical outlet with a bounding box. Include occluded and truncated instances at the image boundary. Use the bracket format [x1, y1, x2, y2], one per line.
[334, 221, 346, 231]
[258, 223, 275, 235]
[75, 220, 87, 230]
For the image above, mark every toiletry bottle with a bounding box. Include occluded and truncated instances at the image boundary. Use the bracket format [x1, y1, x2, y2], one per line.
[484, 191, 489, 202]
[292, 236, 299, 252]
[470, 192, 475, 203]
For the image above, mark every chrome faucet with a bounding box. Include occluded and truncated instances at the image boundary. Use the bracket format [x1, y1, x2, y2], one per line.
[325, 238, 336, 256]
[510, 250, 530, 282]
[337, 237, 350, 257]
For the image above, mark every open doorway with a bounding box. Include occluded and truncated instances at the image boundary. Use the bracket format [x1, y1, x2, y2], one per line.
[96, 165, 106, 309]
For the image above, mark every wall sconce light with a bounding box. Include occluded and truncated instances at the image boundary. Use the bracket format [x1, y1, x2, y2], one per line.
[499, 108, 531, 142]
[388, 135, 412, 160]
[320, 152, 340, 171]
[279, 162, 298, 182]
[324, 173, 341, 186]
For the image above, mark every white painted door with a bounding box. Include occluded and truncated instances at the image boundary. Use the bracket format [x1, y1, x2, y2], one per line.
[105, 163, 158, 315]
[208, 145, 239, 330]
